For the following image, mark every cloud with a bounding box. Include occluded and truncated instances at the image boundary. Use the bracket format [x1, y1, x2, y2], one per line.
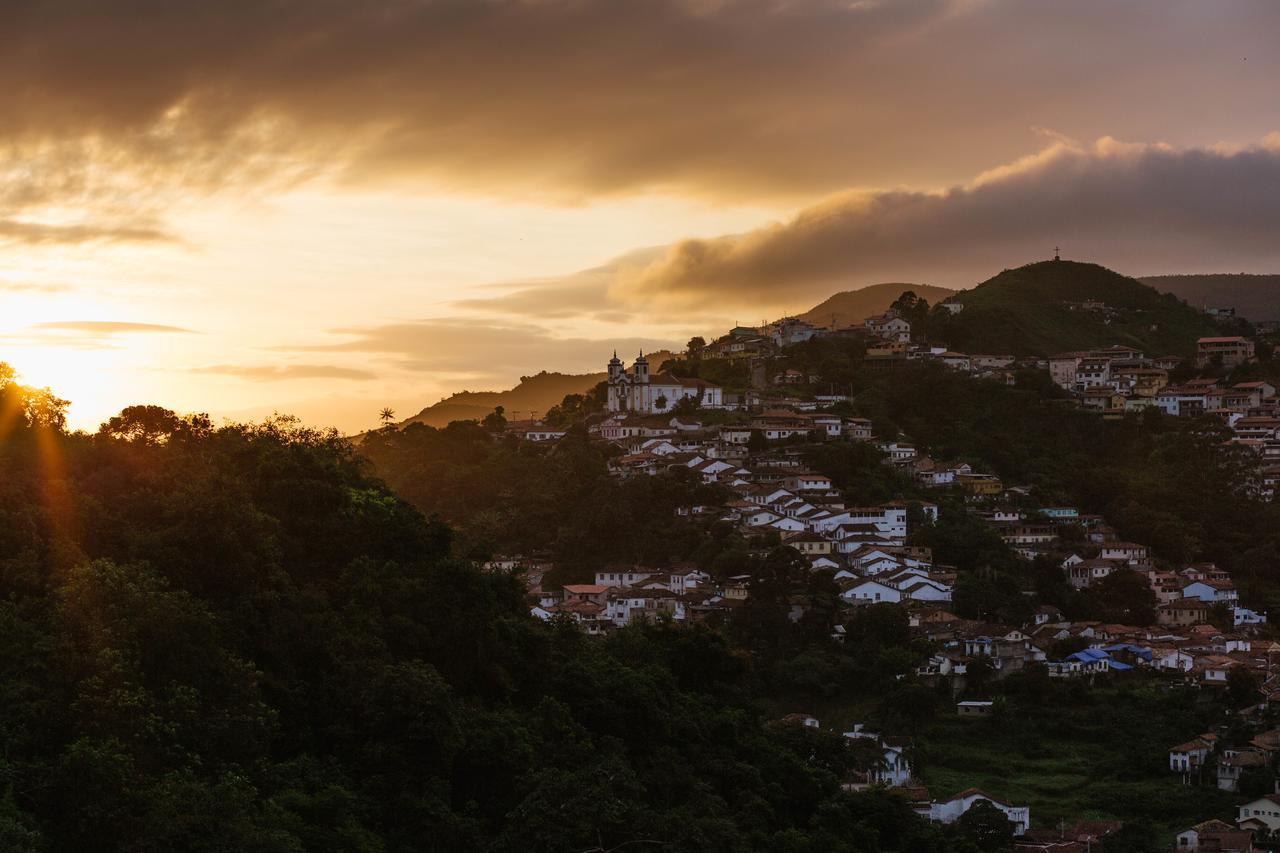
[1, 321, 195, 350]
[282, 318, 675, 381]
[31, 321, 193, 334]
[0, 218, 175, 245]
[0, 279, 70, 293]
[462, 135, 1280, 314]
[191, 363, 377, 382]
[3, 0, 1279, 205]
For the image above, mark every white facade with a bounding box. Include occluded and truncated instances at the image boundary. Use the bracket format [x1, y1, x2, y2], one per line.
[929, 791, 1029, 836]
[606, 352, 723, 414]
[841, 580, 902, 604]
[1238, 796, 1280, 832]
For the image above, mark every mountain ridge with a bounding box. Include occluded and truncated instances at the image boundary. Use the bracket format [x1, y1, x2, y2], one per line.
[1141, 273, 1280, 321]
[799, 282, 955, 327]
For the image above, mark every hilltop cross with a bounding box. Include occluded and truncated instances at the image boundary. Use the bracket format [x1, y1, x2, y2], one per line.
[1054, 246, 1061, 261]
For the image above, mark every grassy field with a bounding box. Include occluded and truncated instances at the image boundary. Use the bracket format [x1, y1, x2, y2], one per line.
[914, 683, 1242, 840]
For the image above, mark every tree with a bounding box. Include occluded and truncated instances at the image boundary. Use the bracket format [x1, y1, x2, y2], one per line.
[481, 406, 507, 432]
[747, 430, 769, 454]
[889, 291, 931, 332]
[1226, 664, 1262, 709]
[955, 800, 1014, 851]
[98, 405, 211, 445]
[687, 336, 706, 356]
[654, 394, 669, 411]
[378, 407, 396, 427]
[672, 395, 700, 416]
[965, 655, 996, 697]
[1088, 569, 1157, 626]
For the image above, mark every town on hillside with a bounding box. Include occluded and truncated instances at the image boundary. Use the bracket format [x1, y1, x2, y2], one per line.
[466, 282, 1280, 851]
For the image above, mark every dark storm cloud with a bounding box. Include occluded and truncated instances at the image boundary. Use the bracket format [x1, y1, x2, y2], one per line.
[3, 0, 1279, 200]
[624, 137, 1280, 304]
[458, 137, 1280, 314]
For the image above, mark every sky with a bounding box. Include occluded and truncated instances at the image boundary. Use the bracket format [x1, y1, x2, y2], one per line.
[2, 0, 1280, 432]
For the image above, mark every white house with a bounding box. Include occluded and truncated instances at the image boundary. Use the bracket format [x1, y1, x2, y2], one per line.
[897, 577, 953, 602]
[876, 739, 912, 787]
[594, 568, 655, 588]
[929, 789, 1030, 836]
[866, 314, 912, 342]
[1234, 606, 1268, 627]
[1169, 737, 1213, 773]
[1238, 794, 1280, 832]
[841, 579, 901, 604]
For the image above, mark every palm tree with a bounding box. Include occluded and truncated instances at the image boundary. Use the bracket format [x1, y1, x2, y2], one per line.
[378, 407, 396, 427]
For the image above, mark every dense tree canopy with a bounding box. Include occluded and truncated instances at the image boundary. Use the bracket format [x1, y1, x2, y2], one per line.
[0, 370, 969, 850]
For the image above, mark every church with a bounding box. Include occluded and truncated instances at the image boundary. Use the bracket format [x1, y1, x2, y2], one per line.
[606, 351, 722, 414]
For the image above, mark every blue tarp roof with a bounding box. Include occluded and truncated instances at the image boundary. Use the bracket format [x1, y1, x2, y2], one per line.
[1108, 661, 1133, 671]
[1102, 643, 1154, 660]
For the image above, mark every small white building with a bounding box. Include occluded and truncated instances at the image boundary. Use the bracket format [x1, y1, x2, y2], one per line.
[841, 579, 902, 604]
[929, 789, 1029, 836]
[1238, 794, 1280, 832]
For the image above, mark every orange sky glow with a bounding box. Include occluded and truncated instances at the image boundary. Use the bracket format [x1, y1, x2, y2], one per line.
[3, 0, 1280, 431]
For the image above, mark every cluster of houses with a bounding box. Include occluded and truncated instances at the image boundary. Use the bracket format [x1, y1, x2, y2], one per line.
[521, 412, 959, 630]
[514, 368, 1275, 675]
[912, 606, 1280, 688]
[1166, 724, 1280, 850]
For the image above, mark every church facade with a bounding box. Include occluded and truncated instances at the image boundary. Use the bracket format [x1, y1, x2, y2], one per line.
[606, 352, 722, 414]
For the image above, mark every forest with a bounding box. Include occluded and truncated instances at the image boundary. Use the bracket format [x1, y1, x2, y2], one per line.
[0, 365, 994, 852]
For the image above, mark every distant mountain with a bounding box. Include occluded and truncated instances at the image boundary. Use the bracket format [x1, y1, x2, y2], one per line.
[934, 260, 1233, 357]
[1141, 274, 1280, 321]
[800, 282, 955, 327]
[400, 371, 604, 427]
[400, 351, 677, 427]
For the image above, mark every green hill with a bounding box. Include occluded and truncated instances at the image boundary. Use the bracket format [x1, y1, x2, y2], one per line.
[932, 260, 1233, 357]
[402, 370, 605, 427]
[800, 282, 955, 327]
[401, 350, 677, 427]
[1142, 273, 1280, 321]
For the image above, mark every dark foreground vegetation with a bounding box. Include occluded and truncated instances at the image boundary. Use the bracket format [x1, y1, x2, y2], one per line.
[0, 369, 985, 852]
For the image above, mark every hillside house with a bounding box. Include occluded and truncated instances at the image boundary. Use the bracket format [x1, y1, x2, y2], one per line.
[1159, 599, 1210, 627]
[841, 579, 901, 604]
[929, 789, 1030, 836]
[1182, 580, 1239, 604]
[865, 313, 912, 342]
[1196, 336, 1256, 368]
[1169, 737, 1215, 773]
[1218, 749, 1268, 792]
[1237, 794, 1280, 833]
[1174, 819, 1253, 852]
[1100, 542, 1148, 565]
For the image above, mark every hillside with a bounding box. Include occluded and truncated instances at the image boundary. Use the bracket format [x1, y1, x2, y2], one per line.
[1142, 273, 1280, 321]
[402, 370, 605, 427]
[800, 282, 955, 327]
[401, 350, 676, 427]
[931, 260, 1234, 357]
